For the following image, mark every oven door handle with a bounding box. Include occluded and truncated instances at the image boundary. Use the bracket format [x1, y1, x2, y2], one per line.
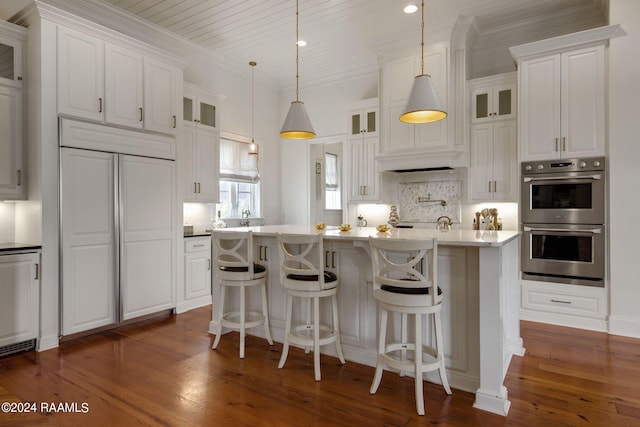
[523, 173, 602, 183]
[523, 226, 602, 234]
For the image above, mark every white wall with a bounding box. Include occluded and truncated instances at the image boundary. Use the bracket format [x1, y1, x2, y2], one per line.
[0, 202, 15, 241]
[608, 0, 640, 337]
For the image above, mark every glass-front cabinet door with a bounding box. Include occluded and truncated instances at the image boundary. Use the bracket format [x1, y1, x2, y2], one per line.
[470, 80, 516, 124]
[0, 31, 24, 88]
[350, 106, 378, 137]
[183, 92, 217, 129]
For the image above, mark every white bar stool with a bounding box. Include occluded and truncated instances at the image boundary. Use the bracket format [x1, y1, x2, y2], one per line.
[211, 230, 273, 358]
[276, 233, 346, 381]
[368, 236, 451, 415]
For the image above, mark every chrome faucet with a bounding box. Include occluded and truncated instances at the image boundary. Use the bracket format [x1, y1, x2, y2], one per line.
[240, 209, 250, 227]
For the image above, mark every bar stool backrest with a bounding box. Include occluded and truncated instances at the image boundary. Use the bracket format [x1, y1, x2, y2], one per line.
[276, 233, 335, 292]
[368, 237, 439, 307]
[212, 230, 258, 281]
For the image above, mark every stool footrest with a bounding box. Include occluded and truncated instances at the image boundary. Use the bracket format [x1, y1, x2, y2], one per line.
[379, 344, 442, 374]
[221, 311, 266, 330]
[287, 324, 338, 347]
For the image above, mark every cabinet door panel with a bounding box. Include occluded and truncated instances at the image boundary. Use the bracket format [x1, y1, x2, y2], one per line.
[183, 126, 197, 201]
[0, 254, 39, 346]
[144, 57, 177, 134]
[562, 46, 604, 157]
[57, 27, 104, 121]
[469, 124, 493, 201]
[492, 121, 517, 201]
[520, 55, 560, 161]
[105, 44, 143, 129]
[0, 86, 22, 198]
[120, 155, 175, 320]
[60, 148, 116, 335]
[185, 252, 211, 300]
[195, 128, 219, 202]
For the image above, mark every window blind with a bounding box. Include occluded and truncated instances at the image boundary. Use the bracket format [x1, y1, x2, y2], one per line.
[219, 138, 259, 183]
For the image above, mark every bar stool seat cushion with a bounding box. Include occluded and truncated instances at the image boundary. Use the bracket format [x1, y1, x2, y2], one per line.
[380, 284, 443, 295]
[220, 263, 266, 274]
[286, 271, 337, 283]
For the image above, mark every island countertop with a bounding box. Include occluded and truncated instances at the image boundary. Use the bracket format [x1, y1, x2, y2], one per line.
[214, 225, 520, 247]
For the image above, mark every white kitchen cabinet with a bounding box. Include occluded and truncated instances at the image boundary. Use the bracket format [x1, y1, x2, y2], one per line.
[469, 120, 517, 202]
[348, 99, 379, 202]
[182, 84, 220, 203]
[58, 26, 179, 135]
[520, 279, 608, 331]
[0, 252, 40, 348]
[517, 45, 605, 161]
[0, 22, 25, 89]
[470, 74, 516, 124]
[0, 85, 24, 199]
[183, 83, 218, 130]
[381, 48, 450, 155]
[61, 148, 176, 335]
[179, 236, 212, 313]
[348, 136, 379, 202]
[57, 26, 105, 122]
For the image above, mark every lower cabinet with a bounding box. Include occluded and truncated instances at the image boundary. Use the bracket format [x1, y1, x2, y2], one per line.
[178, 236, 212, 314]
[520, 280, 608, 331]
[0, 252, 40, 348]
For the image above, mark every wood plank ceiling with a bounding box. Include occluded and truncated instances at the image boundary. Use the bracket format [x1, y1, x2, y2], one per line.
[91, 0, 609, 88]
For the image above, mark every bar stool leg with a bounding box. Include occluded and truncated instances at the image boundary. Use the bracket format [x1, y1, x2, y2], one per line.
[434, 311, 452, 394]
[415, 313, 425, 416]
[261, 282, 273, 345]
[212, 284, 226, 350]
[239, 285, 246, 358]
[370, 308, 387, 394]
[400, 312, 408, 377]
[313, 296, 321, 381]
[332, 294, 346, 364]
[305, 297, 312, 354]
[278, 293, 293, 369]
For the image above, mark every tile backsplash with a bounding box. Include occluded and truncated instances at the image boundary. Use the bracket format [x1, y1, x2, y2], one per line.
[398, 180, 462, 223]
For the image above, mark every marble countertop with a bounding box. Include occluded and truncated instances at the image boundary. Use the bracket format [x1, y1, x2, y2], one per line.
[213, 225, 520, 247]
[0, 242, 42, 252]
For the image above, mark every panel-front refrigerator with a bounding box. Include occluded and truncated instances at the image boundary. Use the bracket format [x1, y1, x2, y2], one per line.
[60, 147, 175, 336]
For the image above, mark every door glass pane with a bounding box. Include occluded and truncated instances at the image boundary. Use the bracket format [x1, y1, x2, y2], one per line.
[351, 114, 360, 135]
[367, 111, 376, 133]
[200, 102, 216, 127]
[531, 234, 592, 263]
[498, 89, 511, 116]
[476, 93, 488, 119]
[0, 43, 14, 80]
[531, 183, 592, 209]
[183, 97, 193, 122]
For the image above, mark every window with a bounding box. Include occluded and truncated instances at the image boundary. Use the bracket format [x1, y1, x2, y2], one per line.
[325, 152, 341, 210]
[218, 135, 260, 218]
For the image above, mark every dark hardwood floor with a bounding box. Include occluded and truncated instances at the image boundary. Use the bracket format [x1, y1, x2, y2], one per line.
[1, 306, 639, 426]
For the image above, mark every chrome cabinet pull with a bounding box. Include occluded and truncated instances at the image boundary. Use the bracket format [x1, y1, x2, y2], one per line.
[17, 170, 21, 186]
[555, 137, 559, 152]
[173, 115, 177, 128]
[562, 137, 566, 151]
[98, 97, 103, 113]
[264, 247, 268, 262]
[550, 299, 571, 304]
[488, 181, 492, 192]
[34, 263, 39, 280]
[194, 182, 197, 193]
[139, 107, 143, 122]
[325, 251, 330, 268]
[331, 251, 336, 269]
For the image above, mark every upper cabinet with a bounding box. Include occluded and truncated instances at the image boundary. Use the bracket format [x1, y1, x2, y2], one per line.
[348, 99, 379, 202]
[183, 85, 218, 130]
[0, 21, 26, 200]
[57, 26, 180, 135]
[381, 49, 449, 155]
[350, 104, 377, 138]
[471, 80, 515, 124]
[511, 26, 622, 161]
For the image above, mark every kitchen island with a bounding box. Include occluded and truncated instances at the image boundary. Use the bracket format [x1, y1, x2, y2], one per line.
[208, 225, 523, 416]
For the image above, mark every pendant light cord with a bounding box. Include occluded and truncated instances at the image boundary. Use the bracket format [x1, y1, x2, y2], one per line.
[420, 0, 425, 75]
[251, 62, 255, 143]
[295, 0, 300, 102]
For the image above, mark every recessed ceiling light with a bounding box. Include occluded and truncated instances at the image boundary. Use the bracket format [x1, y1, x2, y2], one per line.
[297, 40, 307, 47]
[403, 4, 418, 14]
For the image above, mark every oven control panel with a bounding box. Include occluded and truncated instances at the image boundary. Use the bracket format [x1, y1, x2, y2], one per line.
[522, 156, 605, 174]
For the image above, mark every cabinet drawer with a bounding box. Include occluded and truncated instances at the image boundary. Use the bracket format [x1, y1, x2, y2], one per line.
[184, 237, 211, 253]
[522, 281, 606, 318]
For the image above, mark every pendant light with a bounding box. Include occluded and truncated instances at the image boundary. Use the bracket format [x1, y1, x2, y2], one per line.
[399, 0, 447, 123]
[248, 61, 258, 155]
[280, 0, 315, 139]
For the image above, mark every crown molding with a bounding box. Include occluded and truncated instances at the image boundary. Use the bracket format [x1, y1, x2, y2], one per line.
[510, 24, 625, 60]
[0, 17, 28, 39]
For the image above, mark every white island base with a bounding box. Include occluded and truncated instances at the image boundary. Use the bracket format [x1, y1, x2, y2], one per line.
[208, 226, 525, 416]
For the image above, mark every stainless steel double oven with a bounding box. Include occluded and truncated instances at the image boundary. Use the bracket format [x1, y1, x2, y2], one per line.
[520, 157, 606, 287]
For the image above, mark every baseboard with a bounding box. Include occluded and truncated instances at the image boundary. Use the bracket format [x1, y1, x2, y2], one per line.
[608, 315, 640, 338]
[175, 296, 212, 314]
[520, 309, 608, 332]
[37, 334, 59, 352]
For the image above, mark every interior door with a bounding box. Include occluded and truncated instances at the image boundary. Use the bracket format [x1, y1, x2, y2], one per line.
[60, 148, 116, 335]
[120, 154, 175, 320]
